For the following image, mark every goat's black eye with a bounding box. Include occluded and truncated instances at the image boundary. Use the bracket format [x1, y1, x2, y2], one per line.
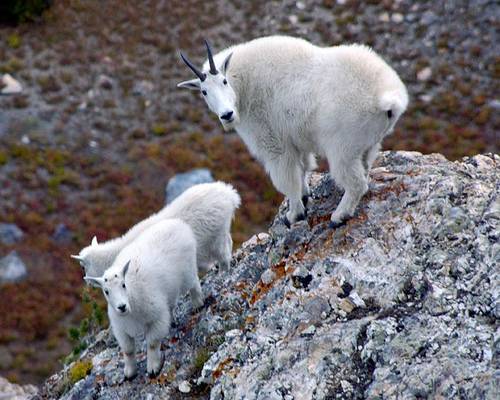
[105, 290, 109, 295]
[202, 90, 207, 96]
[122, 283, 126, 289]
[223, 79, 227, 85]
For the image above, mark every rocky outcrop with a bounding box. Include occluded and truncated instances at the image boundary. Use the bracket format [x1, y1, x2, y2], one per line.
[34, 151, 498, 399]
[0, 376, 37, 399]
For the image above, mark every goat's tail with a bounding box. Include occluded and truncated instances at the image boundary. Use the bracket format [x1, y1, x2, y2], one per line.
[218, 181, 241, 210]
[378, 88, 409, 121]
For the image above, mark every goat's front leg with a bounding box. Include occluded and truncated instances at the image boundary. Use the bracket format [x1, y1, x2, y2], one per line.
[145, 318, 169, 378]
[114, 328, 137, 380]
[327, 155, 368, 226]
[267, 154, 306, 226]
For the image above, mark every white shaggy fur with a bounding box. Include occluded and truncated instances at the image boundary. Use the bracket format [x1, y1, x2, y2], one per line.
[85, 219, 203, 379]
[178, 36, 408, 225]
[73, 181, 240, 278]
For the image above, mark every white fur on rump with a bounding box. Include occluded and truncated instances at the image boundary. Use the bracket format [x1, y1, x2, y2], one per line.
[75, 181, 241, 278]
[178, 36, 409, 225]
[85, 219, 203, 379]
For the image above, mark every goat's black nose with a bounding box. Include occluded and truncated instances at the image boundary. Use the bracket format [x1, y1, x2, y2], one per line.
[221, 111, 233, 121]
[118, 304, 127, 312]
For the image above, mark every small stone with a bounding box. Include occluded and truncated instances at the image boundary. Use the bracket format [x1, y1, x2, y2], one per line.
[288, 15, 298, 24]
[417, 67, 432, 81]
[0, 251, 27, 284]
[132, 80, 154, 96]
[419, 94, 433, 103]
[178, 380, 191, 393]
[296, 1, 305, 10]
[339, 298, 355, 313]
[97, 74, 113, 90]
[0, 223, 24, 245]
[165, 169, 214, 204]
[52, 223, 73, 243]
[300, 325, 316, 337]
[379, 12, 390, 22]
[21, 135, 30, 145]
[261, 269, 276, 286]
[1, 74, 22, 94]
[348, 292, 366, 308]
[391, 13, 404, 23]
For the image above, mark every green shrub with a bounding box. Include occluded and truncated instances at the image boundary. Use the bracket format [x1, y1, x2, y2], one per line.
[0, 0, 52, 24]
[69, 359, 92, 384]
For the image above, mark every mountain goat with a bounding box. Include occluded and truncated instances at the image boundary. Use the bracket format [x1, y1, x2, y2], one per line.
[85, 219, 203, 379]
[178, 36, 408, 226]
[72, 181, 240, 278]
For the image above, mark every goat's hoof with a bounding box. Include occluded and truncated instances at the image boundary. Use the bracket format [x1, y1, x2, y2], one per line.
[148, 354, 164, 379]
[301, 195, 309, 207]
[329, 218, 347, 229]
[283, 216, 291, 229]
[204, 295, 216, 308]
[124, 371, 138, 381]
[296, 212, 306, 222]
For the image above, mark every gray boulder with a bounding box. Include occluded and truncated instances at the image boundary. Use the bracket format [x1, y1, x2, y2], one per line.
[165, 168, 214, 204]
[0, 376, 37, 399]
[0, 251, 27, 284]
[0, 223, 24, 245]
[52, 223, 73, 244]
[35, 152, 499, 400]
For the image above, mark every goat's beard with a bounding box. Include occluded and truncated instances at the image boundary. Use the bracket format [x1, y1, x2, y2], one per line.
[221, 120, 236, 132]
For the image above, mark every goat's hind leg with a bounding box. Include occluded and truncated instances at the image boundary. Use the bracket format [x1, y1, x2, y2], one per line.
[300, 153, 317, 207]
[327, 153, 368, 227]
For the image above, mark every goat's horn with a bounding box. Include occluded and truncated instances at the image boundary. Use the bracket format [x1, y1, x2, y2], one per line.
[204, 39, 218, 75]
[180, 52, 206, 81]
[71, 254, 84, 261]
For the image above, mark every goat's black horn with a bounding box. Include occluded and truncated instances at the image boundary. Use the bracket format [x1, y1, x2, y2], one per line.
[180, 52, 206, 81]
[205, 39, 218, 75]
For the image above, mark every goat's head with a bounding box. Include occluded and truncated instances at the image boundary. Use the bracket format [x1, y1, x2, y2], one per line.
[71, 235, 99, 277]
[177, 40, 238, 131]
[85, 260, 131, 315]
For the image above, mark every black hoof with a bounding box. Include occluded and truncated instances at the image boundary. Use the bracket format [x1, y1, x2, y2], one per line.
[296, 212, 306, 222]
[124, 372, 138, 381]
[204, 294, 216, 308]
[329, 219, 347, 229]
[283, 216, 291, 229]
[301, 195, 309, 207]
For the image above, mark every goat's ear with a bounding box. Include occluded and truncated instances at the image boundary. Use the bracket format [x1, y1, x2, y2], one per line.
[122, 260, 131, 278]
[84, 276, 103, 288]
[91, 236, 98, 246]
[221, 52, 233, 75]
[177, 79, 200, 91]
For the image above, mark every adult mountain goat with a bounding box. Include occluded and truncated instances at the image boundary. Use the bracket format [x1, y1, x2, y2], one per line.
[178, 36, 408, 226]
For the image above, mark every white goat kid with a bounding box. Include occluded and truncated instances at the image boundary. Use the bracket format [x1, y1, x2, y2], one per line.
[72, 181, 240, 278]
[178, 36, 409, 226]
[85, 219, 203, 379]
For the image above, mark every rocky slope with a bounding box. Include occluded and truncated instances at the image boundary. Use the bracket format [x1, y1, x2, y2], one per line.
[34, 151, 498, 399]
